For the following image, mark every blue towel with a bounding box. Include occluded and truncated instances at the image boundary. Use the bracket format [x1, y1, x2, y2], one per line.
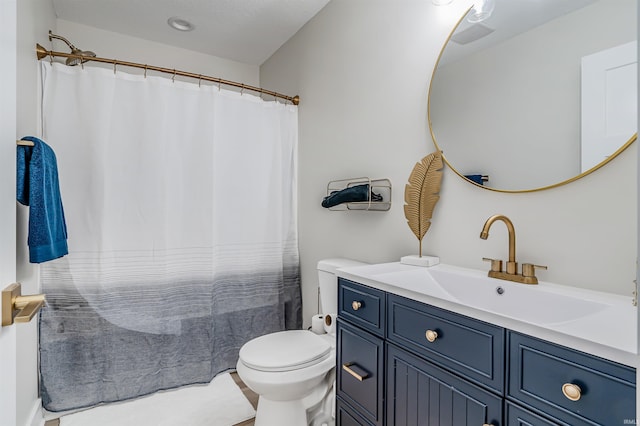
[17, 136, 68, 263]
[464, 174, 486, 185]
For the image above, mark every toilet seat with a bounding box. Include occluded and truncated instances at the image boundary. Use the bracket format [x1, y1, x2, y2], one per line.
[239, 330, 332, 372]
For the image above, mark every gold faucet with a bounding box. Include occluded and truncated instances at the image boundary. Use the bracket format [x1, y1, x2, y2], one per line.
[479, 214, 546, 285]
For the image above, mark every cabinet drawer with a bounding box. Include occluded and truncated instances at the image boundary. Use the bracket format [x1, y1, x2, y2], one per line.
[387, 343, 503, 426]
[336, 397, 375, 426]
[337, 321, 384, 426]
[387, 293, 505, 392]
[338, 278, 386, 337]
[506, 401, 569, 426]
[508, 332, 636, 426]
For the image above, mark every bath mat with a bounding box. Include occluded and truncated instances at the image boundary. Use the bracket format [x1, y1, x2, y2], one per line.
[59, 372, 255, 426]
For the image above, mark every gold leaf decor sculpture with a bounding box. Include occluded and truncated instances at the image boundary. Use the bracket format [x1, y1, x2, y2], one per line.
[404, 151, 443, 257]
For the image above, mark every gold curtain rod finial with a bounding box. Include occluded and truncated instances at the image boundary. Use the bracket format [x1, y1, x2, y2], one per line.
[36, 44, 48, 60]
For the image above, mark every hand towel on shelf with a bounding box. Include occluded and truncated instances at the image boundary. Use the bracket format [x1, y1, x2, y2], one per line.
[321, 184, 382, 208]
[17, 136, 68, 263]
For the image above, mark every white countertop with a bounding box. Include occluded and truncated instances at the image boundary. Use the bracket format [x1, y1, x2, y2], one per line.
[337, 262, 638, 367]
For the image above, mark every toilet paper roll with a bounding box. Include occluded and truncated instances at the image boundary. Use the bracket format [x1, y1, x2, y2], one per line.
[311, 314, 326, 334]
[323, 313, 337, 334]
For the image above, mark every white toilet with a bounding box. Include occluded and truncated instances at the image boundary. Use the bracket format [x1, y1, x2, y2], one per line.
[236, 258, 366, 426]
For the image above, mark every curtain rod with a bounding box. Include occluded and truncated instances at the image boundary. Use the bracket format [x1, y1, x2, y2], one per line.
[35, 44, 300, 105]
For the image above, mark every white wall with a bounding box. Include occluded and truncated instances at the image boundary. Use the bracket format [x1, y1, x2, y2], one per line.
[260, 0, 638, 327]
[55, 20, 259, 86]
[16, 1, 56, 424]
[0, 2, 19, 424]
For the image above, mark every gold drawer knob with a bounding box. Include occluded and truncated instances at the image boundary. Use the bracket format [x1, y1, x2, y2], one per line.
[562, 383, 582, 401]
[351, 301, 362, 311]
[425, 329, 438, 342]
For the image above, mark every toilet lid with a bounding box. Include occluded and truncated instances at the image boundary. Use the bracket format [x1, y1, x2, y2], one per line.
[239, 330, 332, 372]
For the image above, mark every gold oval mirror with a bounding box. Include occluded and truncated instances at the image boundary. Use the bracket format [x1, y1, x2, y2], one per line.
[428, 0, 637, 192]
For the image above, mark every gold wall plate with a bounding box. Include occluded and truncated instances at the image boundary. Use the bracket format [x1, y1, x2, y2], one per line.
[2, 283, 45, 326]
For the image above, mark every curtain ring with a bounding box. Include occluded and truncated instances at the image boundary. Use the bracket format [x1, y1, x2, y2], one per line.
[240, 83, 244, 95]
[49, 52, 53, 65]
[113, 60, 117, 74]
[144, 65, 147, 78]
[218, 79, 221, 91]
[172, 69, 176, 83]
[198, 75, 202, 88]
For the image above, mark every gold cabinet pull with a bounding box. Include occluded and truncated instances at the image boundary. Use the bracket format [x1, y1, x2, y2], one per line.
[2, 283, 46, 326]
[562, 383, 582, 401]
[351, 301, 362, 311]
[425, 329, 438, 342]
[342, 362, 369, 381]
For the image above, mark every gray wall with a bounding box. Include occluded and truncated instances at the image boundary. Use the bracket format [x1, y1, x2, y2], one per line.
[260, 0, 637, 327]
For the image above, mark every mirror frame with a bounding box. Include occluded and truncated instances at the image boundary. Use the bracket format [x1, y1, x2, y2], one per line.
[428, 7, 637, 193]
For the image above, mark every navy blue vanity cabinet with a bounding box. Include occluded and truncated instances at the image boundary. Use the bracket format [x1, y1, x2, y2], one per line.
[508, 331, 636, 425]
[336, 277, 636, 426]
[337, 278, 386, 426]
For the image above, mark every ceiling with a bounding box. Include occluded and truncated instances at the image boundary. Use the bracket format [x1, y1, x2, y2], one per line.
[441, 0, 598, 65]
[51, 0, 330, 66]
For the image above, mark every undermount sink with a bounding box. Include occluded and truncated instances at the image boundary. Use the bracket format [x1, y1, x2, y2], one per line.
[349, 262, 609, 326]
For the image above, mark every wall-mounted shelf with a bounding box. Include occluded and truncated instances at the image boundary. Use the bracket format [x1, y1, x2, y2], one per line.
[325, 177, 391, 211]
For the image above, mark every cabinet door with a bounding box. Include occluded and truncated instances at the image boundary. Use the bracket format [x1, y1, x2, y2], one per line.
[387, 344, 502, 426]
[337, 321, 384, 426]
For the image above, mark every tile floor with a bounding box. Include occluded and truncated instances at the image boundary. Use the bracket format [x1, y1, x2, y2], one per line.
[43, 372, 258, 426]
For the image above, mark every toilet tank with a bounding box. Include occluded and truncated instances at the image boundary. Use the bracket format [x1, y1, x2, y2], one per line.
[317, 258, 367, 314]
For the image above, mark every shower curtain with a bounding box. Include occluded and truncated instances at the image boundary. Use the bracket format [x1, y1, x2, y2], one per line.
[37, 62, 301, 412]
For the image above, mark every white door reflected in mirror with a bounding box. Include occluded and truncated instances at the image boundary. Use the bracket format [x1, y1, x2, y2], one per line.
[581, 41, 637, 172]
